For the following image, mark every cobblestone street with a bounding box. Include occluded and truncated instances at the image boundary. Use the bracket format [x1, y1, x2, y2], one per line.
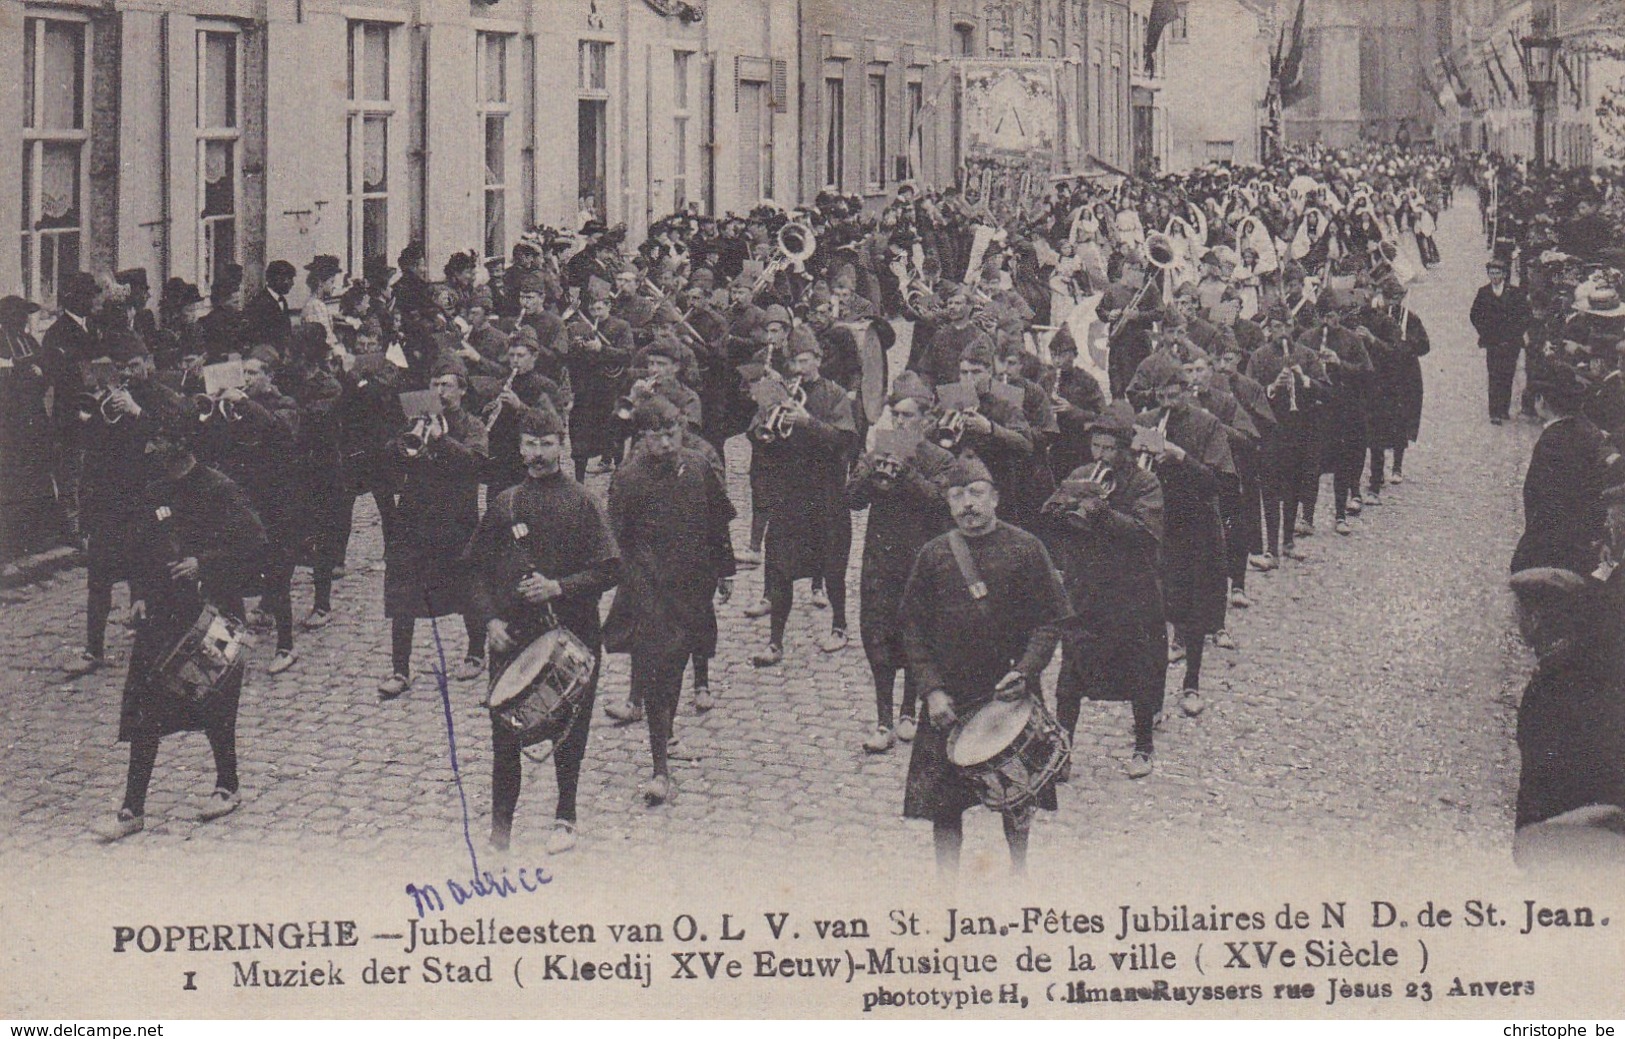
[0, 199, 1541, 874]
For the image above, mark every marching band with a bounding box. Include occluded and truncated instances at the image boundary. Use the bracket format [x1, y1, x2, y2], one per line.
[10, 141, 1485, 868]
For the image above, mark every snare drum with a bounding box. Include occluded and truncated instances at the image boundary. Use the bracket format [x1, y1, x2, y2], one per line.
[487, 626, 598, 744]
[947, 696, 1070, 812]
[152, 604, 255, 703]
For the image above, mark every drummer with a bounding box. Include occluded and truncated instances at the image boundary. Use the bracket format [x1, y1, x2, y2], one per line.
[95, 423, 267, 841]
[467, 405, 620, 854]
[898, 454, 1071, 876]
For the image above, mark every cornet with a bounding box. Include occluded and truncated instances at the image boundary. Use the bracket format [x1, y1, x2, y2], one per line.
[614, 370, 657, 423]
[400, 414, 443, 458]
[754, 376, 805, 442]
[191, 391, 243, 424]
[75, 385, 127, 425]
[931, 406, 973, 451]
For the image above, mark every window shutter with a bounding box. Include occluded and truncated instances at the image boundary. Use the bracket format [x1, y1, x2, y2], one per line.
[771, 58, 788, 112]
[734, 55, 741, 112]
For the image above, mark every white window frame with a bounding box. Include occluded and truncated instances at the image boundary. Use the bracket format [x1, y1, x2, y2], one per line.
[866, 68, 887, 192]
[825, 72, 845, 191]
[578, 39, 613, 221]
[20, 12, 92, 306]
[196, 23, 244, 293]
[477, 31, 514, 263]
[346, 20, 397, 275]
[672, 49, 693, 211]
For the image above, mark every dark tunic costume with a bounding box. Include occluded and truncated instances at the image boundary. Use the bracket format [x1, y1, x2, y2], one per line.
[1041, 464, 1167, 709]
[1511, 415, 1612, 576]
[383, 406, 488, 618]
[119, 465, 266, 742]
[1139, 402, 1235, 635]
[900, 522, 1070, 821]
[602, 446, 736, 660]
[752, 375, 857, 582]
[565, 317, 634, 462]
[467, 471, 619, 824]
[845, 439, 956, 669]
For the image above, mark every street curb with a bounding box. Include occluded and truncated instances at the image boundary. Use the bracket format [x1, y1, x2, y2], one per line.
[1, 546, 83, 592]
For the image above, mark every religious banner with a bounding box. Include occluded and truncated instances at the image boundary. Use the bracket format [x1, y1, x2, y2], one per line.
[956, 59, 1061, 218]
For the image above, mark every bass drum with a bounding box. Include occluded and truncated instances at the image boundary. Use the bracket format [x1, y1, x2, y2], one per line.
[837, 319, 890, 425]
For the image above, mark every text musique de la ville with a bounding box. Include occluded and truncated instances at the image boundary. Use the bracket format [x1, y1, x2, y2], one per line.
[105, 899, 1607, 1005]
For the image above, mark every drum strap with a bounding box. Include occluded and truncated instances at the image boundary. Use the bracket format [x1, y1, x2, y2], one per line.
[946, 531, 990, 613]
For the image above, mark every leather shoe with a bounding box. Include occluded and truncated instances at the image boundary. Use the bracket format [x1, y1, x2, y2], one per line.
[742, 598, 772, 618]
[266, 649, 297, 675]
[1181, 689, 1206, 717]
[1230, 589, 1251, 608]
[300, 608, 331, 630]
[377, 673, 411, 699]
[819, 629, 848, 653]
[453, 656, 485, 681]
[751, 644, 784, 668]
[693, 685, 714, 713]
[544, 821, 577, 854]
[862, 726, 896, 753]
[810, 587, 829, 608]
[93, 809, 145, 842]
[1126, 752, 1154, 779]
[604, 700, 644, 724]
[643, 775, 677, 806]
[198, 788, 241, 821]
[895, 715, 917, 742]
[1335, 519, 1352, 536]
[63, 651, 103, 676]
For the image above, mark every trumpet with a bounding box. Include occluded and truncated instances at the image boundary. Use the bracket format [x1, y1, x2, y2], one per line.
[482, 367, 519, 432]
[755, 376, 805, 442]
[1078, 460, 1117, 497]
[869, 452, 907, 488]
[753, 220, 817, 293]
[400, 414, 443, 457]
[191, 391, 243, 424]
[931, 407, 973, 451]
[75, 386, 127, 425]
[614, 370, 657, 422]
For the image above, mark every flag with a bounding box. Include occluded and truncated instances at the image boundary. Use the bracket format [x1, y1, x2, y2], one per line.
[1441, 51, 1476, 108]
[1483, 56, 1504, 105]
[1558, 53, 1582, 105]
[1144, 0, 1178, 76]
[1491, 45, 1520, 102]
[1275, 0, 1309, 107]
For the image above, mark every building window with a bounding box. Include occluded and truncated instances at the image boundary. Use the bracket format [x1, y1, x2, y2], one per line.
[825, 76, 845, 190]
[20, 15, 89, 305]
[867, 72, 886, 190]
[477, 32, 512, 261]
[579, 41, 611, 220]
[673, 51, 692, 211]
[197, 27, 241, 293]
[346, 21, 394, 275]
[1170, 3, 1189, 42]
[737, 76, 773, 202]
[905, 78, 923, 180]
[953, 23, 974, 57]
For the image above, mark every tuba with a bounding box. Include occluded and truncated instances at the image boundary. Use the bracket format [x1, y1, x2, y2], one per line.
[754, 221, 817, 293]
[1144, 232, 1178, 270]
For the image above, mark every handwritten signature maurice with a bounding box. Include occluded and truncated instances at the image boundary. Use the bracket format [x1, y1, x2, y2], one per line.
[406, 864, 554, 918]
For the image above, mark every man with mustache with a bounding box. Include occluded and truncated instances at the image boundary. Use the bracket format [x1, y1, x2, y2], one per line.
[899, 455, 1071, 876]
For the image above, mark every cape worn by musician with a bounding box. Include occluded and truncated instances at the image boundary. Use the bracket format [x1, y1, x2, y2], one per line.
[750, 326, 858, 661]
[603, 399, 736, 801]
[98, 434, 266, 840]
[466, 407, 620, 850]
[1139, 368, 1235, 718]
[1039, 401, 1166, 776]
[845, 375, 957, 748]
